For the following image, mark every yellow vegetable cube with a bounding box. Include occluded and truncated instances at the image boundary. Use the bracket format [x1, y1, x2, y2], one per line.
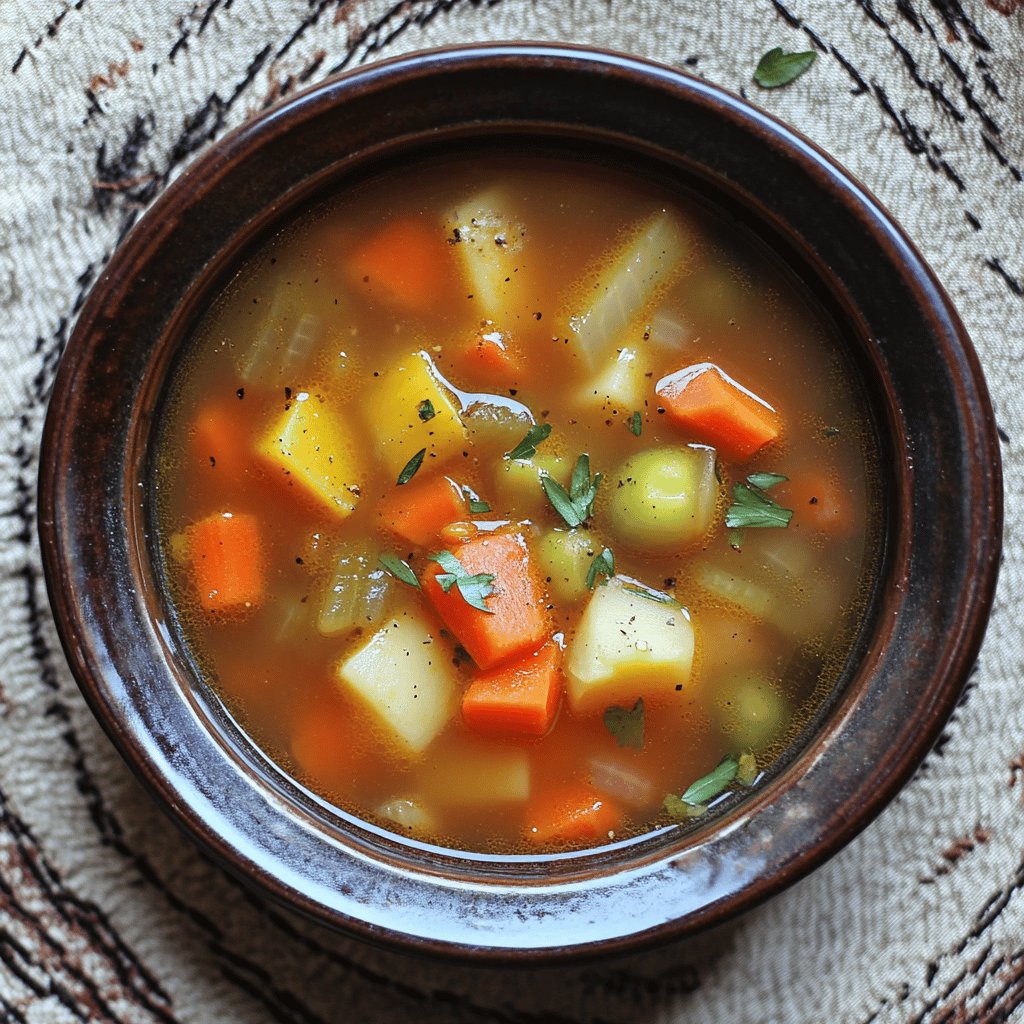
[578, 346, 650, 414]
[369, 350, 468, 476]
[337, 608, 457, 755]
[565, 576, 695, 715]
[259, 394, 362, 519]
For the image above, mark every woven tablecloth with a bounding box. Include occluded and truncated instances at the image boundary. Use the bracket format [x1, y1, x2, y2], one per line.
[2, 2, 1022, 1021]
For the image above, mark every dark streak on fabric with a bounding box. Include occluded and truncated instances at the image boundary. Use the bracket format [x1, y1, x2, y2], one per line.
[984, 257, 1024, 296]
[965, 210, 982, 230]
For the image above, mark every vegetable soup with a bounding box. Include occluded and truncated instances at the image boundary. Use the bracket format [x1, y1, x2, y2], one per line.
[154, 152, 879, 854]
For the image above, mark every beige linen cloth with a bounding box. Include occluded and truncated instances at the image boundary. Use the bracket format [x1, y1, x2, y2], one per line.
[1, 1, 1022, 1021]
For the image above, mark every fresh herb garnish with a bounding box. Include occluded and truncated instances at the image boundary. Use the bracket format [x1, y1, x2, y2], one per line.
[378, 553, 420, 589]
[468, 498, 491, 514]
[725, 473, 793, 529]
[754, 47, 816, 89]
[542, 453, 602, 528]
[603, 698, 644, 749]
[429, 550, 496, 613]
[396, 447, 427, 486]
[663, 752, 759, 820]
[628, 411, 643, 436]
[621, 581, 676, 605]
[586, 547, 615, 590]
[418, 399, 436, 421]
[506, 422, 552, 461]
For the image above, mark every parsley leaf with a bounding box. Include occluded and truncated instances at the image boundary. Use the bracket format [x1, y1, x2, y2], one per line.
[754, 47, 816, 89]
[724, 473, 793, 529]
[604, 698, 644, 749]
[378, 553, 420, 589]
[418, 399, 436, 421]
[629, 411, 642, 436]
[586, 547, 615, 590]
[396, 447, 426, 486]
[664, 752, 760, 820]
[682, 754, 739, 804]
[542, 453, 602, 528]
[468, 498, 491, 514]
[428, 550, 496, 613]
[506, 422, 552, 461]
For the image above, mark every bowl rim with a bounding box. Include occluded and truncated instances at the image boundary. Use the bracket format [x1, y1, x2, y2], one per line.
[38, 42, 1003, 961]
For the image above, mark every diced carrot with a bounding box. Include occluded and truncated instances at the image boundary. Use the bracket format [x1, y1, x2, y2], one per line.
[421, 530, 550, 670]
[381, 474, 467, 548]
[190, 397, 252, 479]
[779, 471, 855, 536]
[524, 784, 622, 846]
[290, 693, 363, 793]
[452, 329, 521, 385]
[187, 511, 264, 613]
[656, 362, 781, 462]
[462, 641, 562, 736]
[348, 218, 448, 312]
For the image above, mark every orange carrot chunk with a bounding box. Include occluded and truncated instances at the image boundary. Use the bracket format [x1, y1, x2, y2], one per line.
[462, 641, 562, 737]
[421, 530, 550, 670]
[656, 362, 781, 462]
[453, 329, 521, 386]
[381, 474, 467, 548]
[780, 471, 855, 536]
[348, 218, 447, 311]
[187, 511, 264, 613]
[524, 784, 623, 846]
[290, 695, 363, 793]
[190, 397, 252, 479]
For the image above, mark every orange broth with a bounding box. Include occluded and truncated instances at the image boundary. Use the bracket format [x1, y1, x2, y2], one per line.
[154, 153, 879, 854]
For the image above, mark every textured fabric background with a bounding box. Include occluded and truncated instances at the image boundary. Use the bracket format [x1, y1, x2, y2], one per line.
[1, 1, 1022, 1021]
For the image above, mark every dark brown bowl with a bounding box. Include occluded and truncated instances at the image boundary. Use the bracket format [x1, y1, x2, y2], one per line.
[38, 44, 1002, 961]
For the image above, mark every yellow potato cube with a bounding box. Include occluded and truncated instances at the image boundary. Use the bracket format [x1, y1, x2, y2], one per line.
[565, 576, 695, 715]
[337, 608, 457, 755]
[259, 394, 362, 519]
[369, 350, 468, 476]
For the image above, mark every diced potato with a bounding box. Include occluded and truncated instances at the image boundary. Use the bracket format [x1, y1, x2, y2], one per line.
[565, 576, 695, 715]
[318, 546, 390, 637]
[714, 670, 787, 749]
[535, 528, 598, 604]
[420, 743, 530, 806]
[336, 609, 457, 755]
[567, 209, 692, 365]
[445, 190, 529, 322]
[367, 350, 468, 476]
[492, 451, 566, 517]
[376, 797, 438, 835]
[608, 446, 717, 552]
[258, 395, 363, 519]
[578, 346, 650, 413]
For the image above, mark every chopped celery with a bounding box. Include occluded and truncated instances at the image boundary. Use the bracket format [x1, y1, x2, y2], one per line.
[492, 451, 566, 517]
[568, 209, 691, 365]
[695, 562, 774, 620]
[535, 528, 597, 604]
[317, 546, 391, 637]
[608, 446, 717, 552]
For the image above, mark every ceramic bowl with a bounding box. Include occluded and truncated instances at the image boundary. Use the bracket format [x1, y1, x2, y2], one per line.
[38, 44, 1002, 960]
